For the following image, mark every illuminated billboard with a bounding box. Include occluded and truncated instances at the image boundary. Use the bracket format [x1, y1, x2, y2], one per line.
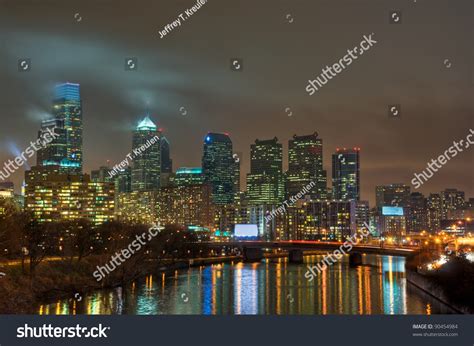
[234, 224, 259, 238]
[382, 206, 404, 216]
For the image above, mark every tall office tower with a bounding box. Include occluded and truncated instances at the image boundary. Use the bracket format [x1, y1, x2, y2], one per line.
[131, 116, 161, 192]
[202, 133, 235, 205]
[441, 188, 465, 219]
[36, 118, 67, 167]
[355, 200, 370, 231]
[332, 148, 360, 201]
[406, 192, 428, 233]
[160, 137, 172, 187]
[51, 82, 83, 172]
[427, 193, 442, 233]
[160, 137, 172, 173]
[233, 151, 241, 194]
[115, 167, 132, 194]
[375, 183, 411, 208]
[286, 133, 327, 199]
[246, 138, 284, 205]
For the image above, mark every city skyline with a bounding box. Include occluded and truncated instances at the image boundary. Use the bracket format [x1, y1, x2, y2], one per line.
[1, 0, 472, 206]
[0, 84, 473, 207]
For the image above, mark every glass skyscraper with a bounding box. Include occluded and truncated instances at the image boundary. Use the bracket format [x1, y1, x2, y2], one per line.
[246, 137, 284, 204]
[202, 133, 235, 205]
[160, 136, 172, 174]
[38, 82, 83, 173]
[332, 148, 360, 201]
[286, 133, 327, 199]
[131, 116, 161, 192]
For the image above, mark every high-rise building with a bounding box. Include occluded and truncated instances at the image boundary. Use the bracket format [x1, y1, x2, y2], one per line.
[406, 192, 428, 233]
[160, 137, 172, 173]
[355, 200, 370, 231]
[160, 137, 173, 187]
[115, 167, 132, 194]
[427, 193, 442, 233]
[233, 151, 241, 194]
[286, 133, 327, 199]
[332, 148, 360, 201]
[25, 166, 114, 225]
[441, 188, 465, 219]
[36, 119, 66, 168]
[246, 138, 284, 205]
[159, 185, 213, 229]
[375, 184, 411, 208]
[376, 211, 406, 241]
[131, 116, 161, 192]
[285, 200, 356, 241]
[52, 82, 83, 171]
[116, 190, 160, 225]
[202, 133, 235, 205]
[37, 82, 83, 173]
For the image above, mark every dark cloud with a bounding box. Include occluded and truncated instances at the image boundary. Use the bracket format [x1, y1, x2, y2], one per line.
[0, 0, 472, 204]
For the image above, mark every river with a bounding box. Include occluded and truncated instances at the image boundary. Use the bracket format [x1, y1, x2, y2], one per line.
[38, 254, 455, 315]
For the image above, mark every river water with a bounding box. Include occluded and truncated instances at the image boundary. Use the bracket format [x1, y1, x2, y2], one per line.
[38, 254, 454, 315]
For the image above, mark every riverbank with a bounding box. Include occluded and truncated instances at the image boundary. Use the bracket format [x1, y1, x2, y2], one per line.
[405, 254, 474, 314]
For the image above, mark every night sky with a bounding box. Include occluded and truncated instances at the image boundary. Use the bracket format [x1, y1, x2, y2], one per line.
[0, 0, 472, 205]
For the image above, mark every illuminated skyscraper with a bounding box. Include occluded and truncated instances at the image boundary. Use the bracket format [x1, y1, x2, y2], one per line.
[38, 82, 82, 172]
[332, 148, 360, 201]
[441, 188, 465, 219]
[202, 133, 235, 204]
[286, 133, 327, 199]
[427, 193, 442, 232]
[131, 116, 161, 192]
[406, 192, 428, 233]
[160, 136, 172, 173]
[246, 137, 284, 204]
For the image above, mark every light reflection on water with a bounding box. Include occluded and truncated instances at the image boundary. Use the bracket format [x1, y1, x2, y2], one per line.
[38, 254, 455, 315]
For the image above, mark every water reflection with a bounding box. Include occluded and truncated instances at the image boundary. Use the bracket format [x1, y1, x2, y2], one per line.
[39, 254, 455, 315]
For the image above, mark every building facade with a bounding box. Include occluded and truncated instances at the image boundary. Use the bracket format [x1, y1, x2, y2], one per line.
[332, 148, 360, 201]
[131, 116, 161, 192]
[202, 133, 235, 205]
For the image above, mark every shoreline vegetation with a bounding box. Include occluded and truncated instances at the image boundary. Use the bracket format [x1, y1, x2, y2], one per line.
[0, 198, 216, 313]
[405, 251, 474, 314]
